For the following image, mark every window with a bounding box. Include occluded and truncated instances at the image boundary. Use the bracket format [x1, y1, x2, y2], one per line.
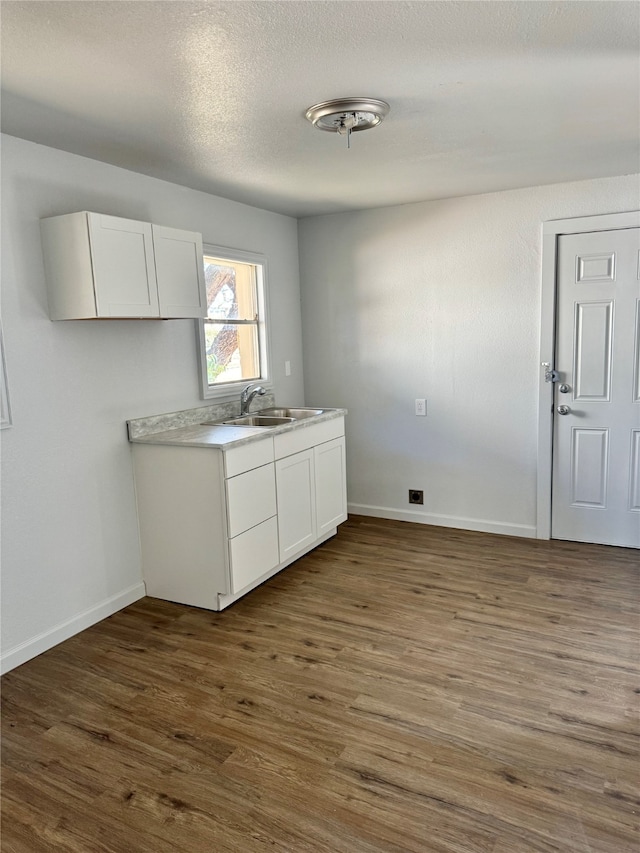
[197, 246, 270, 399]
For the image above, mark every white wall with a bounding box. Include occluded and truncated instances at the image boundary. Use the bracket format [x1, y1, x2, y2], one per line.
[0, 134, 304, 671]
[298, 174, 639, 537]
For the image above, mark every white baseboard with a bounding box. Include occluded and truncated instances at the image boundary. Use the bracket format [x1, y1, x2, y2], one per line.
[348, 503, 537, 539]
[1, 582, 146, 675]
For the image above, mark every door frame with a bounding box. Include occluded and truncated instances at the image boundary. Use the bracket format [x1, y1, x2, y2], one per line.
[537, 209, 640, 539]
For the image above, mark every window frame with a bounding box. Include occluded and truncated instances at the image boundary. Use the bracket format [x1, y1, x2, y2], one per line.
[196, 244, 272, 401]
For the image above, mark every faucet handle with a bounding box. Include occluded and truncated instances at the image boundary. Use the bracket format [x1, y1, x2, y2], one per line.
[241, 383, 265, 396]
[240, 384, 267, 414]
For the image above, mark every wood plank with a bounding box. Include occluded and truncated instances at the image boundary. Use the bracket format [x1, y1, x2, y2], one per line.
[2, 516, 638, 852]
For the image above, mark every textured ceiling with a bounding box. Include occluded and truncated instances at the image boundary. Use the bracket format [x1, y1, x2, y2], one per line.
[1, 1, 639, 217]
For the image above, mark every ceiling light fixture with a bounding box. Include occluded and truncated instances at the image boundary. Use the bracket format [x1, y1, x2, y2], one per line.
[305, 98, 390, 149]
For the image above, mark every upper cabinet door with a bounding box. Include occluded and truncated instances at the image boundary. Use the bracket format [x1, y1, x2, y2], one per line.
[152, 225, 206, 319]
[87, 213, 159, 317]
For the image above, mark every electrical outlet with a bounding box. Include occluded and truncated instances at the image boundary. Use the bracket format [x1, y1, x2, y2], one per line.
[415, 398, 427, 416]
[285, 360, 291, 376]
[409, 489, 424, 505]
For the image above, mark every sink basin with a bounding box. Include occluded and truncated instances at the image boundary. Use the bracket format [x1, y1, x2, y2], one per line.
[258, 407, 325, 419]
[223, 415, 295, 427]
[219, 415, 295, 427]
[200, 407, 325, 429]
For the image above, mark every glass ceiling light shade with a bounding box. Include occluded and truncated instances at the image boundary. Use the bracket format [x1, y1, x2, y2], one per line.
[305, 98, 390, 148]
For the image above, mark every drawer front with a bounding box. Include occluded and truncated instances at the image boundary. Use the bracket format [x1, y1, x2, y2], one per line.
[224, 437, 274, 478]
[226, 463, 276, 538]
[274, 417, 344, 460]
[229, 517, 279, 594]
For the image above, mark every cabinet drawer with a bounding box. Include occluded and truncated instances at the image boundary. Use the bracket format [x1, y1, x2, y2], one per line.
[226, 463, 276, 538]
[229, 517, 279, 594]
[224, 437, 274, 478]
[274, 417, 344, 460]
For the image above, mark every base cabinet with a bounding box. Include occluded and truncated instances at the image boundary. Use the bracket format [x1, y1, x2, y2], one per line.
[131, 416, 347, 610]
[131, 445, 227, 611]
[276, 436, 347, 562]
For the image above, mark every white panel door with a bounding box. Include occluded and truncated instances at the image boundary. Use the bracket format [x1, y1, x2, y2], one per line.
[552, 227, 640, 547]
[315, 437, 347, 536]
[87, 213, 159, 317]
[275, 449, 316, 562]
[152, 225, 206, 318]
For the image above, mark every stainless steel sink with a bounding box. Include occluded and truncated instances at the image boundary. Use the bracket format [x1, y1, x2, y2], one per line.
[200, 406, 325, 429]
[219, 415, 295, 427]
[258, 407, 325, 419]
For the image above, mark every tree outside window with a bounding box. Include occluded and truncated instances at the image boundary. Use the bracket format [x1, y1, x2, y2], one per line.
[198, 248, 269, 398]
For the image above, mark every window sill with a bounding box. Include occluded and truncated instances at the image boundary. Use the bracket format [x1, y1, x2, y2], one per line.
[200, 380, 273, 403]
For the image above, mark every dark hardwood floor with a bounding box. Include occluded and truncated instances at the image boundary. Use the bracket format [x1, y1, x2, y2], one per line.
[2, 516, 639, 852]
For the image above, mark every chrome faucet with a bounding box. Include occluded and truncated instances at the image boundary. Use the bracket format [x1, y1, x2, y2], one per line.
[240, 383, 266, 415]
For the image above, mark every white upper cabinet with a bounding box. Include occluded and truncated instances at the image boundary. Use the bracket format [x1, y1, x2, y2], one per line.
[40, 212, 206, 320]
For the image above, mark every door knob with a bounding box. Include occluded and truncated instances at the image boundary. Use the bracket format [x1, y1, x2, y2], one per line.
[557, 405, 570, 415]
